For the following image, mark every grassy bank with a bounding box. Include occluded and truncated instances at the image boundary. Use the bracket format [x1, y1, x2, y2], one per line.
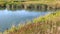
[2, 11, 60, 34]
[0, 0, 59, 10]
[0, 0, 57, 5]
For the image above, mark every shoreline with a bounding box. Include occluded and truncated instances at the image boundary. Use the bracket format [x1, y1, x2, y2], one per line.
[2, 11, 60, 34]
[0, 1, 60, 10]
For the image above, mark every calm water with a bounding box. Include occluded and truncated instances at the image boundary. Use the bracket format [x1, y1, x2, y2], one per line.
[0, 9, 51, 32]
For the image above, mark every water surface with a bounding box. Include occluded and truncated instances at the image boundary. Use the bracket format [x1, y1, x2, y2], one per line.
[0, 9, 51, 32]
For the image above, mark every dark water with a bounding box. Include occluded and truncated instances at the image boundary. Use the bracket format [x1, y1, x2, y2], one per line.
[0, 9, 51, 32]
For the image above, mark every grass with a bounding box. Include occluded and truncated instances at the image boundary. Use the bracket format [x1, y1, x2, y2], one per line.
[2, 11, 60, 34]
[0, 0, 59, 9]
[0, 0, 57, 5]
[0, 0, 60, 34]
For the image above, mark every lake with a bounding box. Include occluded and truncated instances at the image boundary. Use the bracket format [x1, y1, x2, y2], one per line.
[0, 9, 52, 32]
